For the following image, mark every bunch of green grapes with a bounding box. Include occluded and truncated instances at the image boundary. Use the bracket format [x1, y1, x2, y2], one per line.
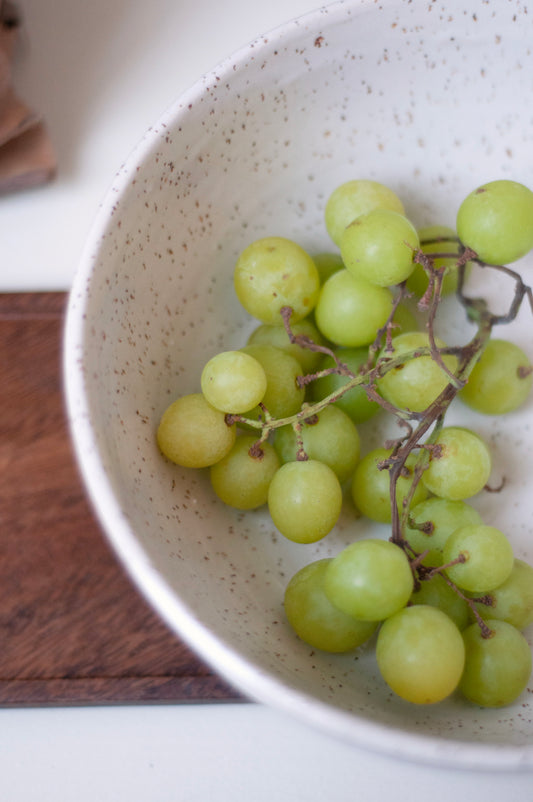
[157, 177, 533, 709]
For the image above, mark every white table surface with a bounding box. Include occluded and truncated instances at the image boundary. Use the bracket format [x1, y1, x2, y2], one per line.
[2, 1, 533, 799]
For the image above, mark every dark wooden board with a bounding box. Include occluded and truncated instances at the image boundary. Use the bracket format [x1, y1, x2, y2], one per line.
[0, 292, 243, 706]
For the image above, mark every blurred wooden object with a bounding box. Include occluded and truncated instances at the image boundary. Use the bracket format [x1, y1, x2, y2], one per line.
[0, 2, 56, 193]
[0, 292, 242, 705]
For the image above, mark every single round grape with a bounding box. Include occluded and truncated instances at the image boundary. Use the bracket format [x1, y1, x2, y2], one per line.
[460, 338, 533, 415]
[239, 345, 305, 421]
[273, 405, 360, 483]
[376, 605, 465, 704]
[456, 179, 533, 265]
[443, 524, 514, 593]
[323, 539, 414, 621]
[351, 447, 428, 524]
[314, 269, 393, 347]
[200, 350, 267, 414]
[407, 225, 465, 297]
[410, 574, 470, 631]
[459, 620, 532, 707]
[284, 559, 378, 652]
[470, 559, 533, 631]
[377, 332, 458, 413]
[310, 346, 380, 424]
[234, 236, 320, 325]
[312, 252, 344, 284]
[405, 498, 483, 564]
[210, 435, 280, 510]
[267, 460, 342, 544]
[157, 393, 236, 468]
[246, 317, 326, 374]
[340, 209, 419, 287]
[325, 179, 405, 247]
[421, 426, 492, 501]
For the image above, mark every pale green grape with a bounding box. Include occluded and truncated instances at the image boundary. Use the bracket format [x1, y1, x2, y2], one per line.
[310, 346, 380, 424]
[456, 179, 533, 265]
[284, 559, 378, 652]
[314, 269, 393, 347]
[340, 209, 419, 287]
[210, 435, 280, 509]
[405, 498, 483, 564]
[407, 225, 465, 297]
[377, 332, 458, 413]
[267, 460, 342, 543]
[421, 426, 492, 501]
[459, 620, 532, 707]
[443, 524, 514, 593]
[273, 405, 360, 483]
[323, 539, 413, 621]
[312, 252, 344, 284]
[239, 345, 305, 421]
[246, 317, 326, 374]
[410, 574, 470, 631]
[234, 236, 320, 325]
[470, 559, 533, 630]
[325, 179, 405, 246]
[201, 350, 267, 414]
[351, 447, 428, 524]
[392, 301, 418, 335]
[460, 339, 533, 415]
[376, 605, 465, 704]
[157, 393, 236, 468]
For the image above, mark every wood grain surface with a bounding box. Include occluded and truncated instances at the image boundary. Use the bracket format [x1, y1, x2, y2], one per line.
[0, 292, 243, 706]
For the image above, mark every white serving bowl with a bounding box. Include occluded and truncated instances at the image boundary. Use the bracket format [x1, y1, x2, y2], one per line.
[64, 0, 533, 771]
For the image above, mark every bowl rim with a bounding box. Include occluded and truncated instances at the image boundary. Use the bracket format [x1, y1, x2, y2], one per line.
[63, 0, 533, 772]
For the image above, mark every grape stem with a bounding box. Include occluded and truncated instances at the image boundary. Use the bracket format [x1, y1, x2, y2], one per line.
[229, 245, 532, 637]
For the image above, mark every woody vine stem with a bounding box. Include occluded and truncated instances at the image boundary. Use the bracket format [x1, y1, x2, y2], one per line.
[225, 240, 533, 636]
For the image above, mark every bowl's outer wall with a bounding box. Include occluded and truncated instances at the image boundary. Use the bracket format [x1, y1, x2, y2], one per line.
[65, 0, 533, 770]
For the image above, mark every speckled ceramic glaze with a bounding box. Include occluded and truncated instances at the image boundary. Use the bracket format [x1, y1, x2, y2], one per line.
[64, 0, 533, 770]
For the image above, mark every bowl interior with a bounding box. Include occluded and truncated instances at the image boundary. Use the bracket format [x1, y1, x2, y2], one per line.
[65, 0, 533, 770]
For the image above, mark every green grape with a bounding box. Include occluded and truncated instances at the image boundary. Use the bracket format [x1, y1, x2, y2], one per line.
[351, 447, 428, 524]
[410, 574, 470, 631]
[421, 426, 492, 501]
[460, 339, 533, 415]
[157, 393, 236, 468]
[442, 524, 514, 593]
[405, 498, 483, 564]
[273, 405, 360, 483]
[392, 300, 418, 334]
[457, 179, 533, 265]
[323, 539, 414, 621]
[267, 459, 342, 544]
[200, 350, 267, 414]
[407, 225, 466, 297]
[470, 559, 533, 630]
[340, 209, 419, 287]
[239, 345, 305, 421]
[459, 620, 532, 707]
[246, 317, 326, 374]
[376, 605, 465, 704]
[234, 236, 320, 325]
[312, 252, 344, 284]
[324, 179, 405, 247]
[310, 346, 380, 424]
[210, 435, 280, 510]
[284, 559, 378, 652]
[377, 332, 458, 413]
[314, 269, 393, 347]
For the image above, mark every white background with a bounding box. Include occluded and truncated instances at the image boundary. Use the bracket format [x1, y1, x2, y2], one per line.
[2, 1, 533, 798]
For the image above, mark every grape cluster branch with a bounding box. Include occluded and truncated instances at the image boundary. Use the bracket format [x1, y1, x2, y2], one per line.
[229, 242, 533, 636]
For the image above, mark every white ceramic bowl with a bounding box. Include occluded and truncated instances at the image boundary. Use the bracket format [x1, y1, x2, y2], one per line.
[64, 0, 533, 771]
